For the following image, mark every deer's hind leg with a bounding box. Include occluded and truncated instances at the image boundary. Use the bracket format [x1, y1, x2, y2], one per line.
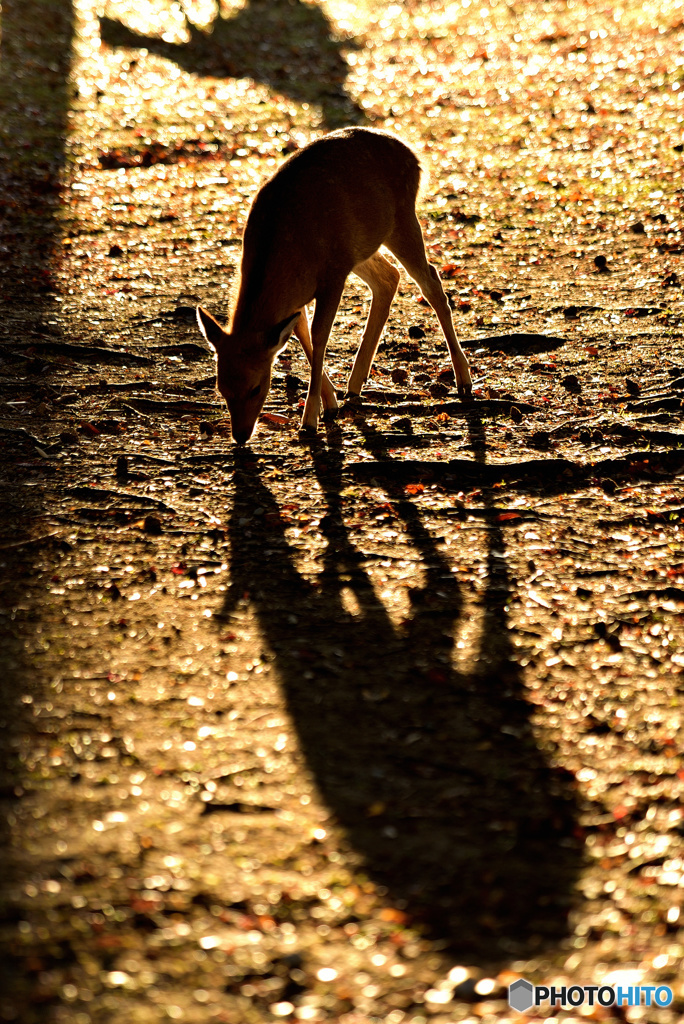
[385, 210, 472, 397]
[346, 252, 400, 397]
[293, 307, 339, 416]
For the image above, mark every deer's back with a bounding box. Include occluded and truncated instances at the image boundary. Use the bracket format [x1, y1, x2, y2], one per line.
[246, 129, 419, 261]
[234, 129, 420, 327]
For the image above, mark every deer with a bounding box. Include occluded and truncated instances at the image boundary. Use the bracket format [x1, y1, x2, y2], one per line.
[196, 127, 472, 443]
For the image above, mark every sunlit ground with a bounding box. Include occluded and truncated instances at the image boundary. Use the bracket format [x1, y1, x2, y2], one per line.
[62, 0, 683, 318]
[1, 2, 684, 1022]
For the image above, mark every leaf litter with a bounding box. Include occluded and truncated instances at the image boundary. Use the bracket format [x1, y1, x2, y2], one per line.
[0, 0, 683, 1022]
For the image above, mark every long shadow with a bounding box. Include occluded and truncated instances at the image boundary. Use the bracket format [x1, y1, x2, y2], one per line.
[0, 0, 75, 1007]
[0, 1, 72, 303]
[101, 0, 365, 130]
[224, 423, 580, 960]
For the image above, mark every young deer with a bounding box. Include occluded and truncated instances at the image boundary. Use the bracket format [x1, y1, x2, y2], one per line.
[196, 127, 472, 443]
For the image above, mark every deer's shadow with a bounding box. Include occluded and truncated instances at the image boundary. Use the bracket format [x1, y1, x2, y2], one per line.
[101, 0, 365, 129]
[222, 429, 580, 960]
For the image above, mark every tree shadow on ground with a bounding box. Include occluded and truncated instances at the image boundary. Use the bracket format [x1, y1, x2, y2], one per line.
[0, 0, 75, 1004]
[100, 0, 365, 130]
[222, 412, 580, 961]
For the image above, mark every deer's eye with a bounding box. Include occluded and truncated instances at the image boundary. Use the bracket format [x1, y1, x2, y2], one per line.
[247, 384, 261, 399]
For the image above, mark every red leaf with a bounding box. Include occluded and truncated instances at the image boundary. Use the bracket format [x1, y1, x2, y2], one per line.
[260, 412, 289, 427]
[379, 907, 409, 925]
[441, 263, 463, 279]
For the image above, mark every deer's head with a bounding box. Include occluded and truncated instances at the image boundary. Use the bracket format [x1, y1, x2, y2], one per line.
[196, 306, 299, 443]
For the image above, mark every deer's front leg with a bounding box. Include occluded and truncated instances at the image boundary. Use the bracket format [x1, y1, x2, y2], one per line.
[294, 308, 338, 415]
[301, 282, 345, 433]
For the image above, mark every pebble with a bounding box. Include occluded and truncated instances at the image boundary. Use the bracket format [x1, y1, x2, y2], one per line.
[391, 416, 413, 434]
[529, 429, 550, 448]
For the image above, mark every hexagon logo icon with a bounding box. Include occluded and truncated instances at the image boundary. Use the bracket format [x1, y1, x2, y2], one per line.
[509, 978, 534, 1012]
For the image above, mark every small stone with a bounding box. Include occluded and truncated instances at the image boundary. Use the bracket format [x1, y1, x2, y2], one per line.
[144, 515, 163, 535]
[529, 429, 550, 448]
[408, 324, 426, 339]
[171, 305, 196, 321]
[561, 373, 581, 391]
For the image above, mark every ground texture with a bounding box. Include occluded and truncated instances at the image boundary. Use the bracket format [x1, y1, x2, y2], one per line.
[0, 1, 683, 1022]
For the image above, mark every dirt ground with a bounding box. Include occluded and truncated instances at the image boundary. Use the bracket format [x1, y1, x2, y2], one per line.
[0, 1, 683, 1022]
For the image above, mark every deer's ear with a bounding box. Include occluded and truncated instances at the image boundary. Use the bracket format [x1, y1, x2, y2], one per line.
[196, 306, 227, 351]
[268, 312, 300, 355]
